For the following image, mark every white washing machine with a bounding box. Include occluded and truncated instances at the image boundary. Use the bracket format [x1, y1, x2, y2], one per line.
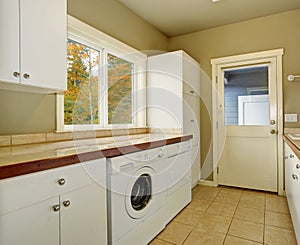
[107, 146, 169, 245]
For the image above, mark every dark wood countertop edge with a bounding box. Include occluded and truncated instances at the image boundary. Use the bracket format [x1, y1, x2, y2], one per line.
[283, 134, 300, 159]
[0, 135, 192, 179]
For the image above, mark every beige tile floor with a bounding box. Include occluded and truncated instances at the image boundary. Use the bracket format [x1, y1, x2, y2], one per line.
[150, 185, 297, 245]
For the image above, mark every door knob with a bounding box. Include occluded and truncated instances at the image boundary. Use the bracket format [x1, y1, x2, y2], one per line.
[270, 129, 277, 134]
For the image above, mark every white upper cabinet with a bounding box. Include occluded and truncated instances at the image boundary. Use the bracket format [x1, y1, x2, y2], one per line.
[0, 0, 67, 93]
[147, 50, 200, 129]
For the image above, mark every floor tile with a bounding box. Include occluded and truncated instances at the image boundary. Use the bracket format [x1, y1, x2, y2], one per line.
[183, 228, 225, 245]
[174, 208, 204, 226]
[214, 190, 241, 206]
[264, 225, 297, 244]
[228, 219, 264, 243]
[186, 198, 212, 212]
[241, 190, 266, 198]
[265, 211, 293, 230]
[234, 206, 264, 224]
[220, 186, 243, 194]
[224, 235, 262, 244]
[266, 195, 289, 214]
[157, 221, 193, 245]
[196, 212, 232, 234]
[192, 189, 219, 201]
[207, 201, 236, 217]
[149, 238, 175, 245]
[239, 195, 265, 210]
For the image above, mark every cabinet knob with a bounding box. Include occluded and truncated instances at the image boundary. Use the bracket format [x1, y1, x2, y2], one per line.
[13, 72, 20, 78]
[296, 164, 300, 169]
[57, 178, 66, 186]
[52, 204, 60, 212]
[284, 156, 288, 160]
[63, 200, 71, 207]
[292, 174, 298, 180]
[23, 73, 30, 79]
[190, 90, 195, 94]
[290, 154, 295, 159]
[270, 129, 277, 135]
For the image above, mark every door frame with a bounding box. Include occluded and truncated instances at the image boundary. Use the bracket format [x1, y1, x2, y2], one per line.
[211, 49, 284, 195]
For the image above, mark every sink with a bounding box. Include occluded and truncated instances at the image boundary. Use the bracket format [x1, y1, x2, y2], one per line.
[288, 134, 300, 140]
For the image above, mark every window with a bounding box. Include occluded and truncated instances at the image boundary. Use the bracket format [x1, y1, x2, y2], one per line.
[107, 53, 133, 125]
[65, 40, 100, 125]
[57, 16, 147, 131]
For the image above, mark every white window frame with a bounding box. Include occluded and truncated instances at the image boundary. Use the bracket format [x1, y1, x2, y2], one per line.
[56, 15, 147, 132]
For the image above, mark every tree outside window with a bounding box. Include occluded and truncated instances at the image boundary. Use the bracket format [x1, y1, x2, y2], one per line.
[65, 40, 133, 126]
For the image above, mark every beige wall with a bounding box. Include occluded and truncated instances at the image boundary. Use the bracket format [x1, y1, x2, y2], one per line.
[67, 0, 168, 52]
[0, 0, 168, 135]
[168, 9, 300, 177]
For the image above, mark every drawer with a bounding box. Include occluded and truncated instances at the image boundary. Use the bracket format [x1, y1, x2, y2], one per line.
[0, 158, 106, 215]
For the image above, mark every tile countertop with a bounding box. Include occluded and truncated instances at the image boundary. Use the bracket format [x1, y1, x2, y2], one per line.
[0, 133, 192, 179]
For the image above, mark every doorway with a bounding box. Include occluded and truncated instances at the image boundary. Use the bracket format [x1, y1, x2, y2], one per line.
[211, 49, 284, 194]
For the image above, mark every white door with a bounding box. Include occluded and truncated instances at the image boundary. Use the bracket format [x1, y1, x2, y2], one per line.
[60, 184, 107, 245]
[0, 197, 59, 245]
[20, 0, 67, 90]
[0, 0, 20, 84]
[215, 57, 279, 192]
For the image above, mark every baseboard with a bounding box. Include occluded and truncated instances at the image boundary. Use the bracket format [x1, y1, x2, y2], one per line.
[197, 179, 218, 187]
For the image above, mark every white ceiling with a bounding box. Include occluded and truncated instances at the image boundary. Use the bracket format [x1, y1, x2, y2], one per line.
[118, 0, 300, 37]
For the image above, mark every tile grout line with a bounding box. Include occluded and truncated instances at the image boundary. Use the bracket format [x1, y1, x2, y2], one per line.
[222, 189, 244, 244]
[181, 186, 223, 244]
[181, 187, 222, 244]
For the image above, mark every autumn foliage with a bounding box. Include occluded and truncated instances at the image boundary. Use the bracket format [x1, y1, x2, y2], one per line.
[65, 40, 133, 125]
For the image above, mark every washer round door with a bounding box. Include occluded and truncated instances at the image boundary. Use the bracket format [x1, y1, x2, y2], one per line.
[125, 167, 155, 219]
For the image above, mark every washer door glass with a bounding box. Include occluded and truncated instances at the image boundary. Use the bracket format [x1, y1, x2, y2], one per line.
[131, 174, 152, 211]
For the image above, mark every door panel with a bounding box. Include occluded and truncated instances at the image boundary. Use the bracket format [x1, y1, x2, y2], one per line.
[0, 0, 19, 84]
[60, 184, 107, 245]
[0, 197, 59, 245]
[217, 61, 278, 192]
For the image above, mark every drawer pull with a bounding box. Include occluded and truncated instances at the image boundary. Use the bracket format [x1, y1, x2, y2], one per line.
[296, 164, 300, 169]
[57, 178, 66, 186]
[52, 204, 60, 212]
[63, 200, 71, 207]
[292, 174, 298, 180]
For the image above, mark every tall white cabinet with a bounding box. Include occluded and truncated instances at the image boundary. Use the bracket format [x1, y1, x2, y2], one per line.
[0, 0, 67, 93]
[147, 50, 201, 186]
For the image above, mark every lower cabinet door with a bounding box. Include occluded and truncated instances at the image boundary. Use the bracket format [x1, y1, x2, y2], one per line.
[0, 197, 59, 245]
[60, 184, 107, 245]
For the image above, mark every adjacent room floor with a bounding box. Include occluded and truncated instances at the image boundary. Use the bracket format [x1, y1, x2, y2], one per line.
[150, 185, 297, 244]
